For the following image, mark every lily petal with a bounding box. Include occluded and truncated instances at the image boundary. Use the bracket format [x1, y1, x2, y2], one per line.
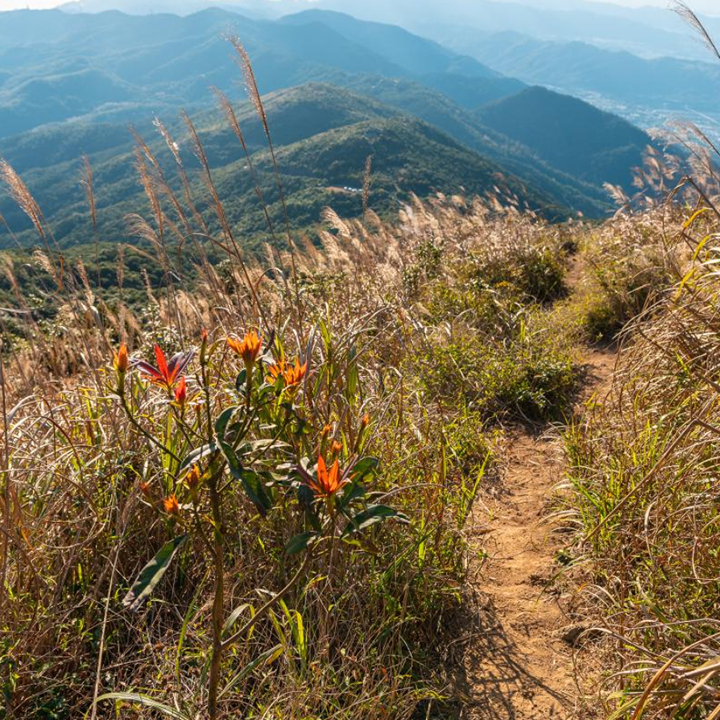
[154, 345, 170, 384]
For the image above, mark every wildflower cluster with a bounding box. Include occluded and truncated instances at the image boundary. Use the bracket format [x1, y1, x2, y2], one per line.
[111, 328, 404, 717]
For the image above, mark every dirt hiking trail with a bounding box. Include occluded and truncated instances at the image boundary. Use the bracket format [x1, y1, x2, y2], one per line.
[454, 265, 617, 718]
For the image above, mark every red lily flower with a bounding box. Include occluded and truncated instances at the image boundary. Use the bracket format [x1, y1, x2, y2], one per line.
[302, 454, 351, 499]
[133, 345, 194, 391]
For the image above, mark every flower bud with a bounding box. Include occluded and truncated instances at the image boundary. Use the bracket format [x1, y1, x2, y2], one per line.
[185, 464, 202, 494]
[114, 343, 129, 373]
[174, 376, 187, 406]
[113, 343, 129, 394]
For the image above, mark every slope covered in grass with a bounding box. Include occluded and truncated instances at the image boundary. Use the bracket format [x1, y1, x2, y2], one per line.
[565, 197, 720, 717]
[0, 82, 567, 254]
[0, 176, 588, 717]
[477, 86, 652, 189]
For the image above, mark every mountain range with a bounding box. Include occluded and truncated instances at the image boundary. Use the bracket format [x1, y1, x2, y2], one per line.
[0, 7, 657, 254]
[45, 0, 720, 142]
[59, 0, 720, 61]
[435, 28, 720, 135]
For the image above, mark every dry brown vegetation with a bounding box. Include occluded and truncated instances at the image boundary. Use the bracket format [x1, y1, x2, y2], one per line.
[0, 155, 586, 717]
[2, 22, 720, 720]
[566, 175, 720, 717]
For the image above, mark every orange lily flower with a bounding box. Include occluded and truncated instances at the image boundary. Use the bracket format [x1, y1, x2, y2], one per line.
[304, 454, 350, 498]
[228, 330, 262, 366]
[162, 493, 180, 517]
[285, 358, 307, 386]
[267, 358, 307, 389]
[266, 359, 286, 384]
[133, 345, 193, 391]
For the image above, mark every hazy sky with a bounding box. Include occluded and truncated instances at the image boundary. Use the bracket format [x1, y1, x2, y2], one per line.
[0, 0, 61, 7]
[0, 0, 719, 15]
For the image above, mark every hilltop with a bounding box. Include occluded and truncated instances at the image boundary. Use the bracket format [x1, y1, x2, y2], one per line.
[477, 85, 651, 188]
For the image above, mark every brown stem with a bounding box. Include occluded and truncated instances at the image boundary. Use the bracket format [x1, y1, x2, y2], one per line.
[0, 349, 9, 614]
[208, 473, 224, 719]
[120, 392, 182, 466]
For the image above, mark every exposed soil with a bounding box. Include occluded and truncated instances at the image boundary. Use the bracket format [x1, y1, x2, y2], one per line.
[454, 268, 617, 719]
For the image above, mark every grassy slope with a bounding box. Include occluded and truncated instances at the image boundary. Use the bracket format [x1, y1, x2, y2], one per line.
[1, 188, 588, 718]
[0, 83, 567, 255]
[476, 85, 652, 189]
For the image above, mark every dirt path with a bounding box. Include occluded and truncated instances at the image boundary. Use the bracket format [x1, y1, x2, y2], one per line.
[455, 346, 616, 719]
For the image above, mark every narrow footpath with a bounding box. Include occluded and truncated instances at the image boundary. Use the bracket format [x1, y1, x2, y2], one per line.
[455, 267, 617, 718]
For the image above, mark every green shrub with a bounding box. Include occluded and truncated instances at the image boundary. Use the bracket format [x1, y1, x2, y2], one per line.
[420, 321, 577, 421]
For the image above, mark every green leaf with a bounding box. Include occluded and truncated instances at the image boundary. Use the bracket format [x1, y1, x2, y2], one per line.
[214, 406, 236, 440]
[342, 505, 407, 537]
[219, 439, 273, 515]
[179, 443, 216, 472]
[95, 692, 190, 719]
[122, 535, 187, 612]
[351, 457, 379, 482]
[219, 644, 284, 699]
[337, 480, 365, 510]
[285, 531, 316, 555]
[237, 468, 274, 516]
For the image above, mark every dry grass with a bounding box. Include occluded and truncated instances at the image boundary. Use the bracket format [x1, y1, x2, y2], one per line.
[566, 198, 720, 718]
[0, 104, 582, 719]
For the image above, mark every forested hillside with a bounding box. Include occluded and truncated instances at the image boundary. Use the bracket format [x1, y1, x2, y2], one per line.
[0, 8, 656, 258]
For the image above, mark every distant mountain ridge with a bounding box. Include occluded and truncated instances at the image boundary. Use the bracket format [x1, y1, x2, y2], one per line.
[476, 86, 651, 189]
[0, 7, 507, 139]
[0, 83, 566, 250]
[44, 0, 720, 141]
[52, 0, 720, 61]
[279, 9, 502, 79]
[444, 30, 720, 127]
[0, 6, 657, 253]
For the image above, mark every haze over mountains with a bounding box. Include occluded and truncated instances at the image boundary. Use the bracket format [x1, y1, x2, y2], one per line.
[0, 4, 664, 252]
[51, 0, 720, 139]
[57, 0, 720, 60]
